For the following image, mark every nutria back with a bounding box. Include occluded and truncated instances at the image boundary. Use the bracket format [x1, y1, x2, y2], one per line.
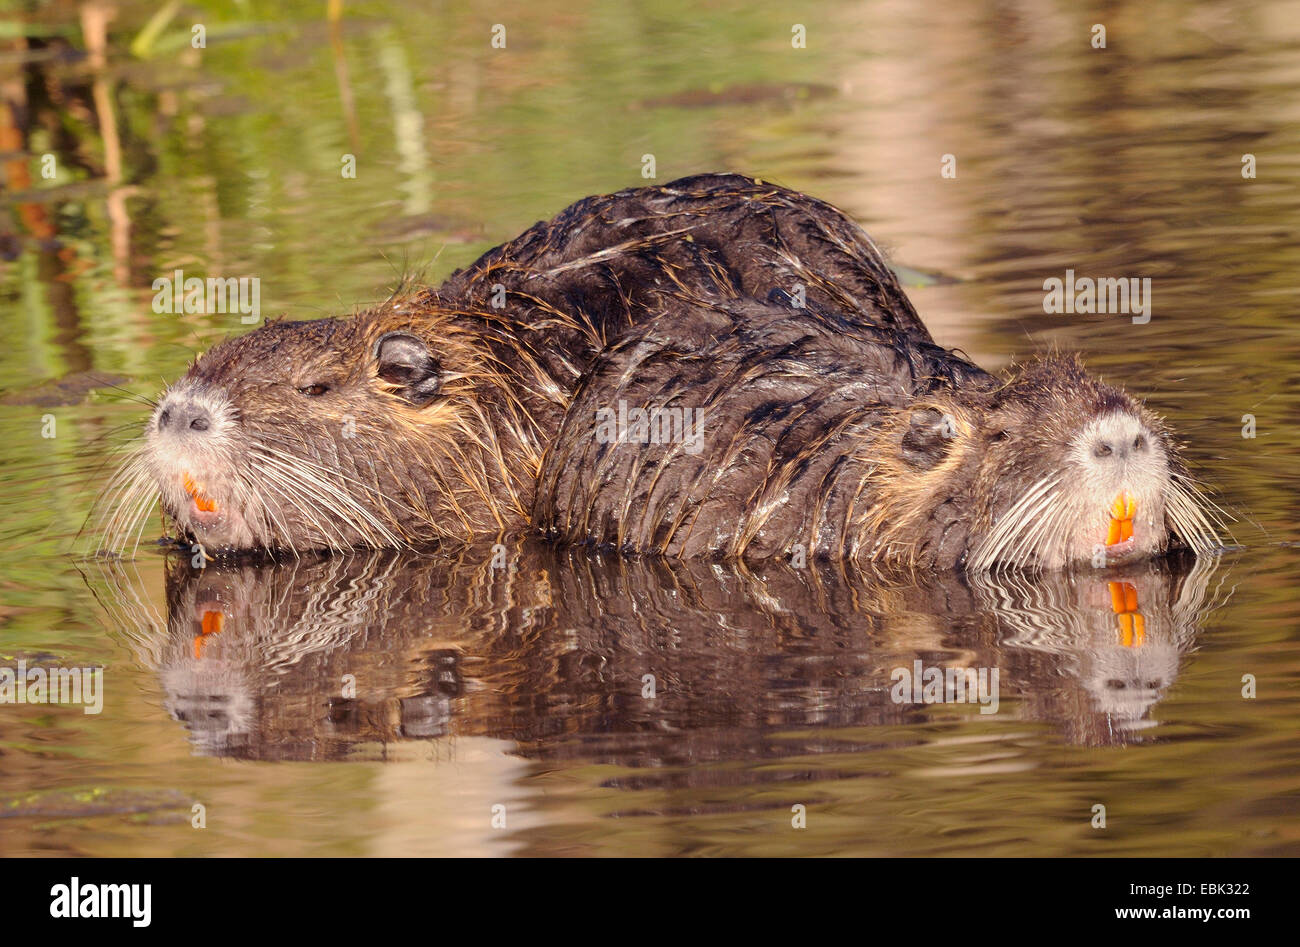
[440, 172, 931, 332]
[434, 172, 934, 394]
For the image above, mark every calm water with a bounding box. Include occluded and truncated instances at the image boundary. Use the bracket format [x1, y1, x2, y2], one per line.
[1, 0, 1298, 856]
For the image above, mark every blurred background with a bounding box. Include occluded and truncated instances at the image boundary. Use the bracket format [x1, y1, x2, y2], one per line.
[0, 0, 1297, 856]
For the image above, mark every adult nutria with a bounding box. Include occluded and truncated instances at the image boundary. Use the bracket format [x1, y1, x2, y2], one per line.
[98, 173, 1225, 570]
[536, 293, 1222, 569]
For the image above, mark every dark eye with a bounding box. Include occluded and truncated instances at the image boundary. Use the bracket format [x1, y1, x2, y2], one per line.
[299, 383, 330, 396]
[991, 430, 1010, 442]
[1094, 443, 1113, 457]
[1133, 435, 1146, 450]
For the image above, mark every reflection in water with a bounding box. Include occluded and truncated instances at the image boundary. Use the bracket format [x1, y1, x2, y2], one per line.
[970, 561, 1230, 744]
[86, 545, 1230, 763]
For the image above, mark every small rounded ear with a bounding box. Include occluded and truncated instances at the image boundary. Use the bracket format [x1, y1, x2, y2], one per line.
[374, 332, 441, 406]
[900, 408, 957, 469]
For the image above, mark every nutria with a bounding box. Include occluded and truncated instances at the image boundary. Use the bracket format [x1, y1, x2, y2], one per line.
[536, 292, 1223, 569]
[97, 173, 1225, 569]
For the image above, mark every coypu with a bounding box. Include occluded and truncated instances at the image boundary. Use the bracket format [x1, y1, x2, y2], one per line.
[538, 294, 1224, 569]
[98, 173, 1226, 570]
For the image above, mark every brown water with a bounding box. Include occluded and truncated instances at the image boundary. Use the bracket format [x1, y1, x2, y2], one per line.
[1, 0, 1298, 856]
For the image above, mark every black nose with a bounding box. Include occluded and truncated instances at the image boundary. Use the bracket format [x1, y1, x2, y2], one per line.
[157, 401, 213, 434]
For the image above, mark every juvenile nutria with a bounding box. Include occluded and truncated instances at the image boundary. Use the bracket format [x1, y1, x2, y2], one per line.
[98, 174, 1225, 570]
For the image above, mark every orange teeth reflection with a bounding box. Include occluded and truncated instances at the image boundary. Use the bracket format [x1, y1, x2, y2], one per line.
[182, 472, 218, 513]
[1106, 491, 1136, 546]
[1108, 581, 1145, 647]
[194, 609, 224, 660]
[1109, 581, 1138, 613]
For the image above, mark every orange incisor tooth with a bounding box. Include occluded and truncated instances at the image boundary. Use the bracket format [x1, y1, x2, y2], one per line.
[182, 473, 218, 512]
[1106, 492, 1137, 546]
[1110, 491, 1137, 520]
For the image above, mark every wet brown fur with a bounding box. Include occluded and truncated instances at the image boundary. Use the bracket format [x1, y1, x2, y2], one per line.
[104, 174, 1224, 568]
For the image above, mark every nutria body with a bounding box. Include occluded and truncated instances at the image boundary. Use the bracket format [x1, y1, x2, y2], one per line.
[102, 173, 1224, 570]
[538, 300, 1211, 569]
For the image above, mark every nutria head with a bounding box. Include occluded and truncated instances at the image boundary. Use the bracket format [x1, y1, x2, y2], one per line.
[864, 353, 1225, 571]
[101, 300, 546, 554]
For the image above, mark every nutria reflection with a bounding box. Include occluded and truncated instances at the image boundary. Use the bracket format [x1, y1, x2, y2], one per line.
[90, 546, 1228, 760]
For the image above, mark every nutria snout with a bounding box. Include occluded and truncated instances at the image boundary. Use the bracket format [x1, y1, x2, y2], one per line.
[98, 173, 1226, 570]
